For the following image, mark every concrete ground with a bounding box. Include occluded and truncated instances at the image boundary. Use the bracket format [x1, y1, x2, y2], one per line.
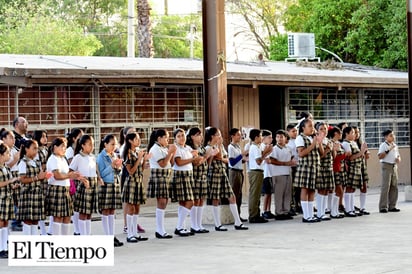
[2, 186, 412, 273]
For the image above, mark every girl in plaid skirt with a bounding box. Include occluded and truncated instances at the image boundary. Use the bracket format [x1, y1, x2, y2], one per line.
[170, 128, 196, 237]
[147, 129, 176, 239]
[32, 130, 49, 235]
[341, 127, 368, 217]
[17, 140, 49, 235]
[46, 137, 83, 235]
[0, 143, 19, 258]
[121, 132, 149, 243]
[70, 135, 102, 235]
[186, 127, 213, 233]
[204, 127, 248, 231]
[354, 126, 370, 215]
[97, 134, 124, 247]
[294, 119, 324, 223]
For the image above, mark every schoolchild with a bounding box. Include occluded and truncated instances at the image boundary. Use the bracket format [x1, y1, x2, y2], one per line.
[186, 127, 213, 233]
[32, 130, 49, 235]
[286, 124, 300, 215]
[0, 143, 19, 258]
[204, 127, 248, 231]
[267, 130, 296, 220]
[97, 134, 124, 247]
[248, 129, 272, 223]
[378, 130, 401, 213]
[327, 126, 345, 218]
[69, 135, 102, 235]
[170, 128, 197, 237]
[294, 119, 324, 223]
[228, 128, 248, 221]
[17, 140, 48, 234]
[46, 137, 82, 235]
[121, 132, 149, 242]
[341, 126, 368, 217]
[314, 122, 334, 221]
[147, 129, 176, 239]
[260, 130, 276, 220]
[353, 126, 370, 215]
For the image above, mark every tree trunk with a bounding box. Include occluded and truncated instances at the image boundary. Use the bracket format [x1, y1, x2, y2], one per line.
[137, 0, 154, 58]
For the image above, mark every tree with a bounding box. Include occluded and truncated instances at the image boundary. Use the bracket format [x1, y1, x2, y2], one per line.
[268, 34, 288, 61]
[137, 0, 154, 57]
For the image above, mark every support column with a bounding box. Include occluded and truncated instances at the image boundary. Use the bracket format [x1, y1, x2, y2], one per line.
[405, 0, 412, 199]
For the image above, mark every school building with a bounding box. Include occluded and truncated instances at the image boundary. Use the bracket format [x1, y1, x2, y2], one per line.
[0, 54, 410, 188]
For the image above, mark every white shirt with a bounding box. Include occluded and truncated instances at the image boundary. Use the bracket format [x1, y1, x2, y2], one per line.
[244, 142, 251, 172]
[296, 135, 313, 148]
[6, 147, 19, 172]
[286, 138, 299, 162]
[47, 154, 70, 186]
[149, 143, 171, 169]
[261, 143, 272, 178]
[270, 145, 293, 176]
[65, 146, 75, 161]
[341, 140, 353, 154]
[378, 142, 400, 164]
[18, 157, 37, 175]
[228, 143, 243, 170]
[173, 145, 193, 171]
[249, 143, 263, 170]
[70, 153, 97, 177]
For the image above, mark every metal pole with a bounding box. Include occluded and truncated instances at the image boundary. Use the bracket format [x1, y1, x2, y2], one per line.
[407, 0, 412, 184]
[127, 0, 135, 57]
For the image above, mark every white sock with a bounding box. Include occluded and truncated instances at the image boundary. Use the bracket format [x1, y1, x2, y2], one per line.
[190, 206, 198, 230]
[31, 225, 38, 235]
[61, 223, 70, 235]
[53, 222, 62, 235]
[331, 195, 339, 216]
[197, 206, 205, 230]
[212, 206, 222, 227]
[344, 193, 351, 212]
[230, 203, 242, 226]
[360, 193, 367, 210]
[38, 220, 46, 235]
[132, 215, 139, 237]
[156, 208, 166, 235]
[23, 223, 31, 235]
[85, 220, 91, 235]
[301, 201, 309, 219]
[126, 214, 134, 238]
[308, 201, 314, 219]
[102, 215, 109, 235]
[316, 195, 323, 218]
[72, 212, 80, 234]
[108, 215, 115, 235]
[47, 216, 54, 235]
[327, 193, 333, 211]
[350, 193, 355, 212]
[177, 206, 190, 230]
[1, 228, 8, 251]
[78, 220, 86, 235]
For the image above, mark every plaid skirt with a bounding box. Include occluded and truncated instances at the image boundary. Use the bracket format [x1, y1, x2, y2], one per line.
[17, 182, 45, 221]
[334, 171, 347, 186]
[294, 164, 319, 190]
[207, 166, 234, 200]
[46, 185, 73, 217]
[360, 159, 369, 184]
[316, 167, 335, 190]
[192, 174, 208, 200]
[99, 181, 122, 210]
[0, 185, 15, 220]
[74, 177, 99, 215]
[147, 168, 172, 199]
[346, 163, 362, 188]
[11, 170, 20, 206]
[170, 170, 194, 202]
[122, 175, 146, 205]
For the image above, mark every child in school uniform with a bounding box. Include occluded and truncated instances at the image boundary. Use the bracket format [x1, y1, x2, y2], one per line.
[204, 127, 248, 231]
[17, 139, 49, 235]
[294, 119, 324, 223]
[69, 135, 102, 236]
[261, 130, 276, 220]
[0, 143, 19, 259]
[147, 129, 176, 239]
[341, 126, 368, 217]
[170, 128, 197, 237]
[97, 134, 124, 247]
[267, 130, 296, 220]
[186, 127, 213, 233]
[46, 137, 83, 235]
[286, 124, 300, 215]
[121, 132, 149, 242]
[353, 126, 370, 215]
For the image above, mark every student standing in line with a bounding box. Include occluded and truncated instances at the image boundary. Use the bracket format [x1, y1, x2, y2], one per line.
[261, 130, 276, 220]
[46, 137, 83, 235]
[378, 130, 401, 213]
[147, 129, 176, 239]
[97, 134, 124, 247]
[121, 132, 149, 242]
[353, 126, 370, 215]
[186, 127, 213, 233]
[204, 127, 248, 231]
[0, 143, 19, 259]
[286, 124, 300, 215]
[70, 135, 102, 236]
[294, 119, 324, 223]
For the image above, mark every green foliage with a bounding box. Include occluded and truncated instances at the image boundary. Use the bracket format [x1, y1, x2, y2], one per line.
[268, 34, 288, 61]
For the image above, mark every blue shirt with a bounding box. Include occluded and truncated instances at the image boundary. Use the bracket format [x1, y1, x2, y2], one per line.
[97, 150, 117, 183]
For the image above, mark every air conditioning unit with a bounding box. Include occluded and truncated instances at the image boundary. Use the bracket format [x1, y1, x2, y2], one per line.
[288, 33, 316, 58]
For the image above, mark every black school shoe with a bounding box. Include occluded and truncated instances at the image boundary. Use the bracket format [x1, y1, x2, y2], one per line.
[249, 216, 268, 223]
[0, 250, 8, 259]
[114, 237, 124, 247]
[234, 224, 248, 230]
[388, 208, 400, 212]
[174, 228, 191, 237]
[155, 232, 173, 239]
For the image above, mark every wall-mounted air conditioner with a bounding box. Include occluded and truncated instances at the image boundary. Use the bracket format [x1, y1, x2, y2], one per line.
[288, 33, 316, 58]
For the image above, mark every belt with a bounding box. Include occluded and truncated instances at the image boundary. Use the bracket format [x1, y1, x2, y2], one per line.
[229, 168, 243, 172]
[382, 162, 395, 166]
[250, 169, 263, 173]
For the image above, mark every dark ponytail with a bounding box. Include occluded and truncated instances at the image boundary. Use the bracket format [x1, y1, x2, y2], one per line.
[147, 129, 167, 151]
[99, 134, 115, 153]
